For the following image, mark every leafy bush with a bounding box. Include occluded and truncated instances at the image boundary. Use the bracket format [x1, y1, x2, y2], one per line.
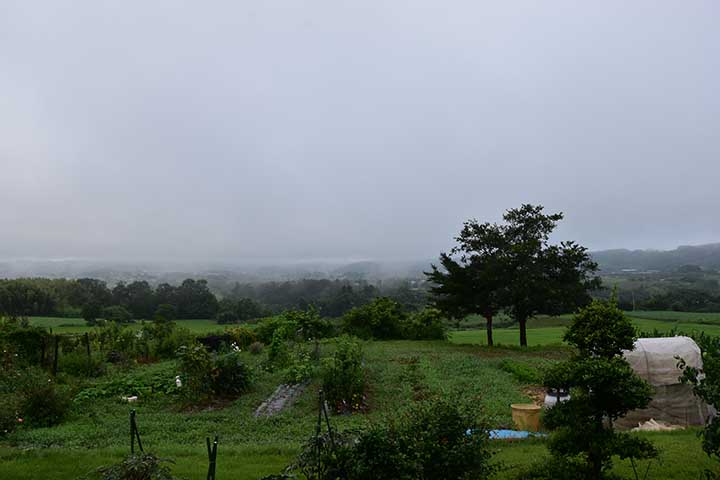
[150, 326, 194, 359]
[534, 299, 657, 479]
[176, 344, 252, 402]
[256, 308, 332, 344]
[59, 351, 106, 377]
[267, 331, 292, 370]
[342, 297, 406, 340]
[284, 349, 315, 384]
[227, 326, 257, 348]
[256, 316, 297, 344]
[212, 351, 252, 396]
[0, 393, 21, 436]
[498, 359, 541, 384]
[351, 398, 495, 480]
[249, 342, 264, 355]
[403, 308, 447, 340]
[91, 453, 178, 480]
[15, 367, 72, 428]
[176, 344, 214, 402]
[321, 336, 366, 413]
[288, 397, 495, 480]
[21, 382, 72, 428]
[680, 334, 720, 478]
[0, 323, 51, 366]
[102, 306, 133, 323]
[216, 310, 239, 324]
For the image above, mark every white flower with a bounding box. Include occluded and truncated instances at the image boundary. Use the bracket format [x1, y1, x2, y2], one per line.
[175, 375, 182, 388]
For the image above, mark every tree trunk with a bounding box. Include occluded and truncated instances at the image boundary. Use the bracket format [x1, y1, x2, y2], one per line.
[484, 314, 494, 346]
[518, 315, 528, 347]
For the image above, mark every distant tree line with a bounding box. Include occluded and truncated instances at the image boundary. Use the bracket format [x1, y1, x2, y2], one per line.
[0, 278, 219, 320]
[0, 276, 428, 323]
[224, 278, 427, 317]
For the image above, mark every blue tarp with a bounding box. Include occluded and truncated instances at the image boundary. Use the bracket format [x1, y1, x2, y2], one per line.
[489, 429, 546, 440]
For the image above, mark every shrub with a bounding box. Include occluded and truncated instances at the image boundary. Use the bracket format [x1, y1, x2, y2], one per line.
[153, 304, 177, 322]
[404, 308, 447, 340]
[680, 334, 720, 478]
[249, 342, 264, 355]
[21, 382, 72, 428]
[212, 351, 252, 396]
[321, 336, 366, 413]
[92, 453, 178, 480]
[97, 323, 137, 358]
[256, 308, 332, 344]
[216, 310, 239, 324]
[0, 324, 52, 366]
[342, 298, 406, 340]
[59, 351, 106, 377]
[176, 344, 214, 402]
[354, 398, 495, 480]
[151, 326, 194, 359]
[227, 326, 257, 349]
[102, 306, 133, 323]
[284, 349, 315, 384]
[287, 397, 495, 480]
[534, 299, 657, 480]
[177, 344, 252, 402]
[256, 316, 296, 344]
[267, 331, 292, 370]
[0, 393, 21, 436]
[83, 302, 103, 326]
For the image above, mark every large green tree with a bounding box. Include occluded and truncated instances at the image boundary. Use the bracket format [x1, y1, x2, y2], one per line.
[427, 204, 600, 346]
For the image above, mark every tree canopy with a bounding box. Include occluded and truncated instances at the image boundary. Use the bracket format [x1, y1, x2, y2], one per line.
[427, 204, 600, 346]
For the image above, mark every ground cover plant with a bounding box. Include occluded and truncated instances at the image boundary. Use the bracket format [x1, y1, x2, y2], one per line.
[525, 299, 658, 480]
[5, 307, 720, 479]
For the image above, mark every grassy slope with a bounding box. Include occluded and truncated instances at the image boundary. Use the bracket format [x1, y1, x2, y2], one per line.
[29, 317, 228, 334]
[8, 315, 720, 479]
[451, 316, 720, 346]
[1, 340, 556, 479]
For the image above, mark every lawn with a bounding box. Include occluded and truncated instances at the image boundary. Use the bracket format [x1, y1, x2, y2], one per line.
[5, 315, 720, 479]
[451, 316, 720, 346]
[29, 317, 229, 334]
[0, 340, 560, 479]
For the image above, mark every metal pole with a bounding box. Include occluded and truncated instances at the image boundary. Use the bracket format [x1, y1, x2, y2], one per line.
[52, 335, 59, 376]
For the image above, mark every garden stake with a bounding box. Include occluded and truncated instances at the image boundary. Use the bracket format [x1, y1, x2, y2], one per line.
[313, 390, 337, 479]
[206, 436, 219, 480]
[130, 410, 144, 454]
[85, 332, 91, 371]
[52, 335, 59, 376]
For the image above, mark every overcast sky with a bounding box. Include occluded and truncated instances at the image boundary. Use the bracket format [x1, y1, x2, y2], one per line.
[1, 1, 718, 261]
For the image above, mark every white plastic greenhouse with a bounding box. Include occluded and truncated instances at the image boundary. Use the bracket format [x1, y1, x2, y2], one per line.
[617, 336, 713, 428]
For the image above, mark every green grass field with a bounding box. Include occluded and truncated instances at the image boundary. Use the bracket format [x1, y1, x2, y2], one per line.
[4, 313, 720, 478]
[451, 316, 720, 346]
[29, 317, 229, 334]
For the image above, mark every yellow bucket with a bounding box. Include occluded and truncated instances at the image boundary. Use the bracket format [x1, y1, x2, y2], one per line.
[511, 403, 542, 432]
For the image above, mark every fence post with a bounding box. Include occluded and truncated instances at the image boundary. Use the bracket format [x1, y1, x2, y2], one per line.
[52, 335, 60, 376]
[206, 435, 219, 480]
[85, 332, 91, 371]
[130, 409, 144, 454]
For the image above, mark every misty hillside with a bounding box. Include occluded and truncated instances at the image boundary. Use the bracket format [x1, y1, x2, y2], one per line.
[592, 243, 720, 273]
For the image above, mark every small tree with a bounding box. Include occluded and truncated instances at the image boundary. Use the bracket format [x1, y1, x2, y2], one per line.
[679, 335, 720, 479]
[82, 302, 103, 326]
[342, 297, 406, 340]
[535, 300, 658, 479]
[102, 305, 133, 323]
